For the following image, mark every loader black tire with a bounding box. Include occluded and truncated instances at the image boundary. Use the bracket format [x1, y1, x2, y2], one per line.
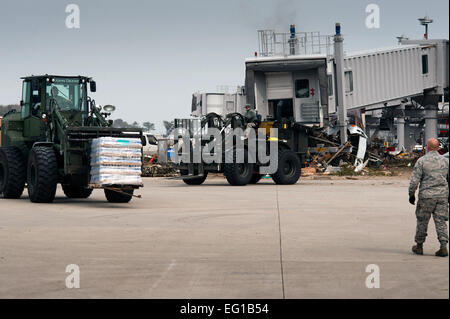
[104, 188, 133, 203]
[62, 185, 93, 199]
[0, 147, 26, 199]
[271, 150, 301, 185]
[180, 170, 208, 185]
[27, 147, 58, 203]
[223, 148, 254, 186]
[249, 173, 263, 184]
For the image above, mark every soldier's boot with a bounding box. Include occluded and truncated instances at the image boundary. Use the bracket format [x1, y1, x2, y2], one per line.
[435, 247, 448, 257]
[412, 244, 423, 255]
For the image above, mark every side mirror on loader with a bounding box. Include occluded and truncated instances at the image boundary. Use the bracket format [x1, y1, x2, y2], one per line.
[90, 81, 96, 92]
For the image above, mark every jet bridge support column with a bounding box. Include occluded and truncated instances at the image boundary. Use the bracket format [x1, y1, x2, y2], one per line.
[424, 105, 438, 142]
[333, 23, 348, 145]
[396, 102, 406, 152]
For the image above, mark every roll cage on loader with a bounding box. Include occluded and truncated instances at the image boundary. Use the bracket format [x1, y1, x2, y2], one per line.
[168, 110, 306, 186]
[0, 75, 143, 203]
[170, 110, 367, 187]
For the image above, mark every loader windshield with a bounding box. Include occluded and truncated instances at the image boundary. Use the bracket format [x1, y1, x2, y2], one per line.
[46, 78, 87, 113]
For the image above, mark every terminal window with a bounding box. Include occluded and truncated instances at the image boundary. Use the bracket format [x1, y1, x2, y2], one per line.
[328, 74, 333, 96]
[345, 71, 353, 93]
[295, 79, 310, 98]
[422, 55, 429, 74]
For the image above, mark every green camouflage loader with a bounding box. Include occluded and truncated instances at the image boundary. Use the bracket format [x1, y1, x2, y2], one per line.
[0, 75, 143, 203]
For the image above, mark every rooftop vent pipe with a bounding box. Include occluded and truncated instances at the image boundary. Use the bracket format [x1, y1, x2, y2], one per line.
[288, 24, 298, 55]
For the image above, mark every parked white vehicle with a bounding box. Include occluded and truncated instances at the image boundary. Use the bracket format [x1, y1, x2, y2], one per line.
[143, 134, 159, 158]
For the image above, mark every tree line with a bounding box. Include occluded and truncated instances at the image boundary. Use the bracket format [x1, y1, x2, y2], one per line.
[0, 106, 175, 136]
[0, 104, 20, 116]
[112, 118, 155, 132]
[113, 118, 175, 135]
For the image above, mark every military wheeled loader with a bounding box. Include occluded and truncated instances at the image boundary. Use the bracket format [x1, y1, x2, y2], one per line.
[164, 111, 309, 186]
[0, 75, 143, 203]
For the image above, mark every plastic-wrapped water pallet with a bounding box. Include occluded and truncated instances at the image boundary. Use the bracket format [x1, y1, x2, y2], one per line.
[91, 137, 142, 149]
[91, 147, 141, 158]
[90, 166, 142, 176]
[90, 137, 143, 186]
[90, 156, 142, 166]
[90, 174, 143, 185]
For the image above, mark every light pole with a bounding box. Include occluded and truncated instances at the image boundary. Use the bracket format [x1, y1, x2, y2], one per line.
[418, 16, 433, 39]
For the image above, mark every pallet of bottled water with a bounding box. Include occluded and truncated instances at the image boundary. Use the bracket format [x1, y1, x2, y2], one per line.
[90, 137, 143, 186]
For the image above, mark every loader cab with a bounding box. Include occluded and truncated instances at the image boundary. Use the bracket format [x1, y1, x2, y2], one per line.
[20, 75, 94, 127]
[20, 78, 46, 139]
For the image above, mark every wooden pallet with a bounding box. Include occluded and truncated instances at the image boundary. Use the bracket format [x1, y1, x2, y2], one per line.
[89, 183, 143, 189]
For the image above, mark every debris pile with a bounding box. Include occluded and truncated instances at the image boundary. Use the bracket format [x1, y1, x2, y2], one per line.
[305, 139, 421, 177]
[142, 163, 178, 177]
[301, 167, 317, 177]
[303, 133, 422, 176]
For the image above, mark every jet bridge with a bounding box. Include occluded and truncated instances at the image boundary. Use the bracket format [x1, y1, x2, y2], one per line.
[190, 23, 449, 150]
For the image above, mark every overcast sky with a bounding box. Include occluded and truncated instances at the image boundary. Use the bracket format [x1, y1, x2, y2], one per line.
[0, 0, 448, 132]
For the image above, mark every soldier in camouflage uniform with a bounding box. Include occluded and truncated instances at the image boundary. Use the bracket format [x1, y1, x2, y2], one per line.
[409, 138, 449, 257]
[244, 104, 258, 127]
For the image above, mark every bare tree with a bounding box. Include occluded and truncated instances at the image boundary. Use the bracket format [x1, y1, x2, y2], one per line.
[163, 120, 174, 136]
[142, 122, 155, 132]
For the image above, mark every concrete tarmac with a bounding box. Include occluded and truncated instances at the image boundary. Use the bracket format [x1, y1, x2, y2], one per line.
[0, 176, 448, 298]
